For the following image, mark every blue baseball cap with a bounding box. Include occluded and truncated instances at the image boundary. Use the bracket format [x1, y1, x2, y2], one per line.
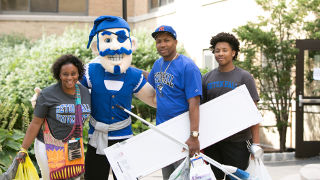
[87, 15, 130, 48]
[152, 25, 177, 39]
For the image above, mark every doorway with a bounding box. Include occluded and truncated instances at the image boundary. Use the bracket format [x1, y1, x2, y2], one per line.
[296, 39, 320, 158]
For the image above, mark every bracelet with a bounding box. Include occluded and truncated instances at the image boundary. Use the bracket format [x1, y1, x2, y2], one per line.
[19, 147, 28, 153]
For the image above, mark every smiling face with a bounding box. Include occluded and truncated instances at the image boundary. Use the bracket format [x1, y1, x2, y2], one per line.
[97, 28, 133, 74]
[155, 32, 177, 61]
[214, 42, 235, 68]
[59, 63, 79, 93]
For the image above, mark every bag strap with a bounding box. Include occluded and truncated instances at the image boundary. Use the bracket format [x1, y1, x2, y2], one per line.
[63, 84, 83, 142]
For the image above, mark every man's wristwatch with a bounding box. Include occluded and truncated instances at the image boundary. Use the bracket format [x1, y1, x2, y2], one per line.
[190, 131, 199, 138]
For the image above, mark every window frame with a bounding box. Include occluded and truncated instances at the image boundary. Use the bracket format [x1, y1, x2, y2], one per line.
[0, 0, 88, 16]
[148, 0, 175, 12]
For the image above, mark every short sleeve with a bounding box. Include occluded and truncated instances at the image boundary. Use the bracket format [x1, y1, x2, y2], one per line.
[133, 74, 147, 93]
[33, 92, 49, 118]
[184, 63, 202, 100]
[148, 67, 155, 88]
[244, 74, 260, 102]
[79, 63, 91, 88]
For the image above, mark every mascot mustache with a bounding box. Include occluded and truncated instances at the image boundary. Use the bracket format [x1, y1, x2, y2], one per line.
[99, 47, 132, 57]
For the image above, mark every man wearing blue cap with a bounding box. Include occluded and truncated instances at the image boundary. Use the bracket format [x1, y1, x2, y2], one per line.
[80, 15, 156, 180]
[148, 25, 202, 179]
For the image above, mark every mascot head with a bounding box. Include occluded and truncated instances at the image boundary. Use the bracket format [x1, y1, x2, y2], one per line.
[87, 15, 136, 74]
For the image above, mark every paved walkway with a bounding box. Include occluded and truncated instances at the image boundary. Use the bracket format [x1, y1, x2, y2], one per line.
[264, 154, 320, 180]
[108, 152, 320, 180]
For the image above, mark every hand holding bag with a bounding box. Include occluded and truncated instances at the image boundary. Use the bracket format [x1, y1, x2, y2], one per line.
[14, 149, 40, 180]
[246, 158, 272, 180]
[246, 141, 272, 180]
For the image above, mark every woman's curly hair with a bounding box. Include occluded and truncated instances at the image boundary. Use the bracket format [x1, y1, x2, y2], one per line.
[51, 54, 85, 81]
[209, 32, 240, 60]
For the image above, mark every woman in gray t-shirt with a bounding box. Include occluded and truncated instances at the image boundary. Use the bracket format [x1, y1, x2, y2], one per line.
[202, 32, 260, 180]
[17, 54, 91, 180]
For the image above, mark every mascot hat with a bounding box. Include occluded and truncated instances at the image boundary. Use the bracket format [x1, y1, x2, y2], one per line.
[87, 15, 130, 48]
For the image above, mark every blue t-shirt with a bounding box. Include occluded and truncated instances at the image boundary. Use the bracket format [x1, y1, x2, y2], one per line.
[148, 55, 202, 125]
[80, 57, 146, 139]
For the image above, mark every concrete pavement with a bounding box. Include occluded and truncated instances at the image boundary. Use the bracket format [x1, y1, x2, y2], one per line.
[264, 153, 320, 180]
[109, 152, 320, 180]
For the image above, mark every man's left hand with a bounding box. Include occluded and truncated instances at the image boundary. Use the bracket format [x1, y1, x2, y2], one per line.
[185, 137, 200, 157]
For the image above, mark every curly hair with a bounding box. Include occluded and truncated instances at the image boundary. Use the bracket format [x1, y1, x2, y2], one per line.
[51, 54, 85, 81]
[209, 32, 240, 60]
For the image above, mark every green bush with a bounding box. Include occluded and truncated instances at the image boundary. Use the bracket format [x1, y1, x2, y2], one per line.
[0, 27, 93, 105]
[0, 100, 35, 174]
[0, 129, 27, 174]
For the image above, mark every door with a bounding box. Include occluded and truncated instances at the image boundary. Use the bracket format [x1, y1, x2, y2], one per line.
[296, 39, 320, 158]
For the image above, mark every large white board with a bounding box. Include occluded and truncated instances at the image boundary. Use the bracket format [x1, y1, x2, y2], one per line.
[105, 85, 263, 179]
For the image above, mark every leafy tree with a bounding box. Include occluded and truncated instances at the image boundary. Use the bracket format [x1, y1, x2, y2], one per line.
[233, 0, 310, 151]
[297, 0, 320, 39]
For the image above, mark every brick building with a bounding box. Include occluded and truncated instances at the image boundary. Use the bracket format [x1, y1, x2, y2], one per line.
[0, 0, 150, 39]
[1, 0, 294, 150]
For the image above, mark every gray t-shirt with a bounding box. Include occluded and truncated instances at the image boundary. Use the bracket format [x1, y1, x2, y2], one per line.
[202, 66, 259, 142]
[34, 83, 91, 142]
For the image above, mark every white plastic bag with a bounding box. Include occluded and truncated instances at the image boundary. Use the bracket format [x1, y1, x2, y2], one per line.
[246, 158, 272, 180]
[0, 158, 19, 180]
[169, 157, 190, 180]
[189, 155, 216, 180]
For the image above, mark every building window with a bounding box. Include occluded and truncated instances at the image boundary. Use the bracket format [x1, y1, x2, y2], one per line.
[150, 0, 174, 10]
[30, 0, 57, 12]
[0, 0, 87, 15]
[1, 0, 28, 11]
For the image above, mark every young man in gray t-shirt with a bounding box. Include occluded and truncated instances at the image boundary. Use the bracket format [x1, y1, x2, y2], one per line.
[201, 32, 260, 180]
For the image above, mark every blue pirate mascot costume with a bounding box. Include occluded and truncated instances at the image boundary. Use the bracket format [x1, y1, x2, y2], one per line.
[81, 16, 156, 180]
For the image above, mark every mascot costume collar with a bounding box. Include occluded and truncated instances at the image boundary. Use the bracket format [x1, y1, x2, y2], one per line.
[87, 15, 136, 75]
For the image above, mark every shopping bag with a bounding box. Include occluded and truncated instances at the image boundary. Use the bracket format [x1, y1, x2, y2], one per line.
[14, 151, 39, 180]
[0, 158, 19, 180]
[189, 155, 216, 180]
[169, 157, 190, 180]
[246, 158, 272, 180]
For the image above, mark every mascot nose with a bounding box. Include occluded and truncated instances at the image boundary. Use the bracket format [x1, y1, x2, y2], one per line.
[109, 41, 122, 50]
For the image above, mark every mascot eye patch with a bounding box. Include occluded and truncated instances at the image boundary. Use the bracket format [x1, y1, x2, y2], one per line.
[101, 30, 129, 43]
